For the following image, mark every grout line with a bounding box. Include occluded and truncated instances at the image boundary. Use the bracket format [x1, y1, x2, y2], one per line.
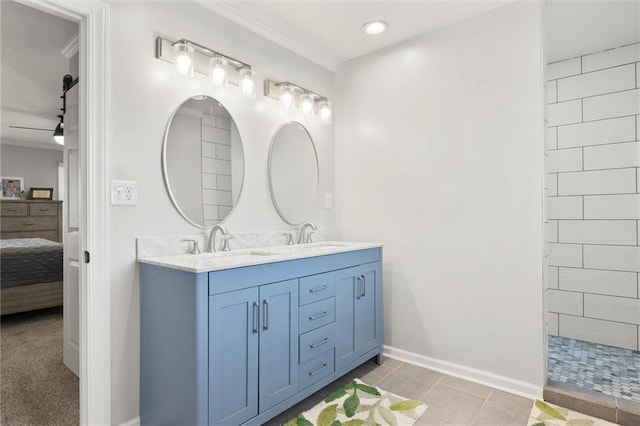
[469, 390, 494, 426]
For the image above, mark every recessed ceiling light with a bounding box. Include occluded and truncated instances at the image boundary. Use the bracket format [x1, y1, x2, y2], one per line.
[362, 20, 388, 35]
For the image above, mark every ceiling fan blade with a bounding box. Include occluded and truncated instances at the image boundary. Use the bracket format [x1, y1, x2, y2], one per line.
[8, 125, 55, 132]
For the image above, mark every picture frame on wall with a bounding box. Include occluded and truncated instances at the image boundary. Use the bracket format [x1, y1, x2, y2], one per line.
[30, 188, 54, 200]
[1, 177, 24, 199]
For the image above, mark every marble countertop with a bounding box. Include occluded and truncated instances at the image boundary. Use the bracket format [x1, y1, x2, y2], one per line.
[137, 241, 382, 273]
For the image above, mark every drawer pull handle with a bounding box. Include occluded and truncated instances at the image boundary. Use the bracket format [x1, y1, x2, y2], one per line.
[22, 222, 35, 226]
[7, 208, 18, 212]
[309, 284, 328, 293]
[308, 363, 329, 376]
[310, 337, 330, 349]
[309, 311, 328, 321]
[39, 208, 50, 211]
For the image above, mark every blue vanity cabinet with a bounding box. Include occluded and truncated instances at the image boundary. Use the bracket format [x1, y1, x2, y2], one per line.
[140, 247, 383, 426]
[209, 279, 298, 426]
[335, 263, 383, 370]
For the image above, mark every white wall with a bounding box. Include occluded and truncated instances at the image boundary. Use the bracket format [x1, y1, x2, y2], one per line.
[335, 2, 545, 394]
[546, 42, 640, 351]
[107, 2, 334, 422]
[0, 143, 62, 199]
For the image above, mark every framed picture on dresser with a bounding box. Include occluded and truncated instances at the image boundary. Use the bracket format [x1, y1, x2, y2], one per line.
[1, 177, 23, 199]
[30, 188, 54, 200]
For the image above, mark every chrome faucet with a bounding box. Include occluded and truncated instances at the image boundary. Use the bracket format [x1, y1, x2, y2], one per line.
[208, 224, 230, 252]
[297, 222, 317, 244]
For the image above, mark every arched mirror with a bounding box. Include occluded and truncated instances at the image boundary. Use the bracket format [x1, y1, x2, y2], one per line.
[268, 121, 319, 225]
[162, 95, 244, 228]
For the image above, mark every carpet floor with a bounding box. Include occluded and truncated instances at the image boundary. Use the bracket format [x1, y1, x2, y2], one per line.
[1, 307, 79, 425]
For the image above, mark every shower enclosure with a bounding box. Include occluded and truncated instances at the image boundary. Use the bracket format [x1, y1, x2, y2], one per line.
[544, 1, 640, 415]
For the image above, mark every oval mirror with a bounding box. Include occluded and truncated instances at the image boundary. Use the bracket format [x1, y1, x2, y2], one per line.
[163, 95, 244, 228]
[268, 121, 319, 225]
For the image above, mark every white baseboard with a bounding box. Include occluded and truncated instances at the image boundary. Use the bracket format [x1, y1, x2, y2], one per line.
[383, 345, 543, 400]
[117, 416, 140, 426]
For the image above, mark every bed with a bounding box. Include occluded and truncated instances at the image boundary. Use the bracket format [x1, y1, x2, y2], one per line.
[0, 238, 63, 315]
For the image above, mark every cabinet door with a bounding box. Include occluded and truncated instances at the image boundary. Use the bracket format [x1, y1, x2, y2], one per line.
[335, 263, 382, 370]
[355, 267, 380, 355]
[259, 279, 299, 413]
[209, 287, 259, 426]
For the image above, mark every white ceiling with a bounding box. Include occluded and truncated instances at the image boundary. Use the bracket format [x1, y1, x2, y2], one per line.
[1, 0, 78, 150]
[199, 0, 516, 70]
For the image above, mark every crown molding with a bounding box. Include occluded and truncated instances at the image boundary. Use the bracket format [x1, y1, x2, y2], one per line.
[196, 1, 338, 71]
[60, 33, 79, 59]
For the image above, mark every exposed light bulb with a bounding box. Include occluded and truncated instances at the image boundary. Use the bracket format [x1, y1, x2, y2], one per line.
[53, 121, 64, 145]
[210, 57, 227, 87]
[362, 20, 388, 35]
[300, 93, 314, 115]
[280, 86, 294, 109]
[240, 69, 255, 99]
[173, 42, 194, 77]
[319, 100, 332, 124]
[176, 55, 192, 75]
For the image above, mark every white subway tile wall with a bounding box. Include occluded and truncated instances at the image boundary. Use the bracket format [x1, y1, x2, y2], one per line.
[201, 113, 233, 225]
[546, 43, 640, 351]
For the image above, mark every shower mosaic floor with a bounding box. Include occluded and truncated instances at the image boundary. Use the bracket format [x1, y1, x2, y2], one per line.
[548, 336, 640, 403]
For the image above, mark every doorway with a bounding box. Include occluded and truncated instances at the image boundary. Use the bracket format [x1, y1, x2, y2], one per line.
[1, 0, 110, 424]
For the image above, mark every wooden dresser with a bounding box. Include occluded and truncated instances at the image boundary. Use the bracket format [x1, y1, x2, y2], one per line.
[0, 200, 63, 242]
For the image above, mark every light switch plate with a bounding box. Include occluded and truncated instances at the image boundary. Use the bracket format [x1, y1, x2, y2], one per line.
[111, 180, 137, 205]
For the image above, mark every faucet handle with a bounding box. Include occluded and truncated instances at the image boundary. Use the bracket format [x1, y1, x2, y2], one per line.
[221, 235, 234, 252]
[181, 239, 201, 254]
[305, 231, 316, 244]
[282, 233, 295, 245]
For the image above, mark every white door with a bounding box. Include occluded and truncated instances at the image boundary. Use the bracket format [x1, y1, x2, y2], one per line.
[63, 83, 80, 376]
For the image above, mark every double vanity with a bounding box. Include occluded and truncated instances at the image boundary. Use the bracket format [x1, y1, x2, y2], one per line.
[139, 241, 383, 425]
[140, 93, 382, 424]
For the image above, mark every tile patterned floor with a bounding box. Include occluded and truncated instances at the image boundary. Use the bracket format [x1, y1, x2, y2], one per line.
[548, 336, 640, 403]
[266, 358, 534, 425]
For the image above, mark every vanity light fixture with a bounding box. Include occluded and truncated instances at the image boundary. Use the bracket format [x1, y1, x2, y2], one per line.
[279, 84, 295, 109]
[300, 93, 315, 116]
[318, 99, 332, 124]
[156, 37, 255, 99]
[264, 79, 332, 124]
[362, 20, 388, 35]
[209, 56, 227, 87]
[173, 40, 194, 77]
[240, 68, 256, 99]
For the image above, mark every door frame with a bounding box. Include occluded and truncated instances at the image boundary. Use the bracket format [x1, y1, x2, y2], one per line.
[15, 1, 111, 424]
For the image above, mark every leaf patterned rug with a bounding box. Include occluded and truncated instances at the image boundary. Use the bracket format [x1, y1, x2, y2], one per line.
[528, 400, 619, 426]
[285, 379, 428, 426]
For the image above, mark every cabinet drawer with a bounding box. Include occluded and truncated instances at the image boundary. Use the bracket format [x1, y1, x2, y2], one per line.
[1, 203, 27, 217]
[29, 203, 58, 216]
[299, 349, 334, 391]
[299, 323, 336, 364]
[299, 297, 335, 334]
[299, 272, 335, 306]
[1, 216, 58, 232]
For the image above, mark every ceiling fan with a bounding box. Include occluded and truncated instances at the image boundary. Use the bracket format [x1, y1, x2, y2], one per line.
[8, 125, 54, 131]
[7, 74, 74, 144]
